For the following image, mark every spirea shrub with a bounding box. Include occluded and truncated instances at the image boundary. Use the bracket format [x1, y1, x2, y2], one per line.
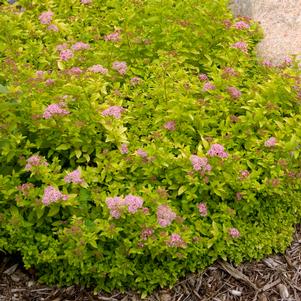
[1, 0, 301, 295]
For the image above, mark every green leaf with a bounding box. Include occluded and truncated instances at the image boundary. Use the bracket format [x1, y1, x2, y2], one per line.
[75, 149, 82, 158]
[0, 84, 8, 94]
[178, 185, 186, 195]
[48, 205, 60, 217]
[56, 144, 70, 151]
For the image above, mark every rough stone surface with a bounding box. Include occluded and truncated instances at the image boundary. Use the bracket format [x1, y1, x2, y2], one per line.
[230, 0, 301, 63]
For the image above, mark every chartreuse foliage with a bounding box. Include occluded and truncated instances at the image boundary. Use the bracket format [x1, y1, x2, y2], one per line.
[1, 0, 301, 295]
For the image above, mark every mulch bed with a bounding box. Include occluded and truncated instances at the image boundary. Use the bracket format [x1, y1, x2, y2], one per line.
[1, 226, 301, 301]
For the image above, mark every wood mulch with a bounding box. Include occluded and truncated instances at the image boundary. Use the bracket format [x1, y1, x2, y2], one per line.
[1, 226, 301, 301]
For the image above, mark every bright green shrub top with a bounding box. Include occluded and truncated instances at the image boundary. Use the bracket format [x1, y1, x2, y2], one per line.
[1, 0, 301, 295]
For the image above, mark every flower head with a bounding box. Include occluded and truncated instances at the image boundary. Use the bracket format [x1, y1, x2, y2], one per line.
[207, 144, 228, 158]
[222, 67, 237, 78]
[227, 86, 241, 99]
[203, 82, 215, 92]
[105, 197, 124, 219]
[136, 149, 148, 158]
[190, 155, 211, 174]
[104, 30, 121, 42]
[88, 64, 108, 74]
[120, 144, 128, 154]
[198, 73, 208, 81]
[264, 137, 277, 147]
[101, 106, 124, 118]
[59, 49, 74, 61]
[42, 186, 68, 205]
[17, 183, 34, 196]
[39, 11, 54, 25]
[157, 205, 176, 227]
[229, 227, 240, 238]
[47, 24, 59, 32]
[167, 233, 185, 247]
[67, 67, 83, 75]
[130, 77, 141, 86]
[64, 169, 83, 184]
[198, 203, 208, 216]
[45, 79, 55, 86]
[112, 61, 127, 75]
[124, 194, 144, 213]
[164, 120, 176, 131]
[223, 19, 232, 29]
[43, 103, 69, 119]
[234, 21, 250, 30]
[141, 228, 154, 240]
[81, 0, 92, 4]
[71, 42, 90, 51]
[56, 43, 68, 52]
[240, 170, 249, 179]
[25, 155, 48, 170]
[232, 41, 248, 53]
[262, 60, 273, 67]
[35, 70, 46, 77]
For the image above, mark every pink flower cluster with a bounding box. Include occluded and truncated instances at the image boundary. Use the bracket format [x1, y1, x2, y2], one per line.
[17, 183, 34, 196]
[45, 79, 55, 85]
[203, 82, 215, 92]
[136, 149, 148, 158]
[262, 60, 273, 68]
[207, 144, 228, 158]
[227, 86, 241, 99]
[60, 49, 74, 61]
[264, 137, 276, 147]
[130, 77, 141, 86]
[198, 203, 208, 216]
[25, 155, 48, 170]
[282, 56, 292, 66]
[157, 205, 177, 227]
[167, 233, 185, 247]
[47, 24, 59, 32]
[101, 106, 124, 118]
[43, 103, 69, 119]
[120, 144, 128, 154]
[39, 11, 54, 25]
[42, 186, 68, 205]
[229, 227, 240, 238]
[141, 228, 154, 240]
[222, 67, 237, 78]
[198, 73, 208, 81]
[67, 67, 83, 76]
[36, 70, 46, 77]
[240, 170, 249, 179]
[105, 195, 144, 218]
[106, 197, 123, 218]
[234, 21, 250, 30]
[81, 0, 92, 4]
[190, 155, 211, 174]
[104, 31, 121, 42]
[232, 41, 248, 53]
[64, 169, 83, 184]
[71, 42, 90, 51]
[56, 43, 68, 52]
[125, 195, 144, 213]
[164, 120, 176, 131]
[112, 61, 127, 75]
[88, 64, 108, 74]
